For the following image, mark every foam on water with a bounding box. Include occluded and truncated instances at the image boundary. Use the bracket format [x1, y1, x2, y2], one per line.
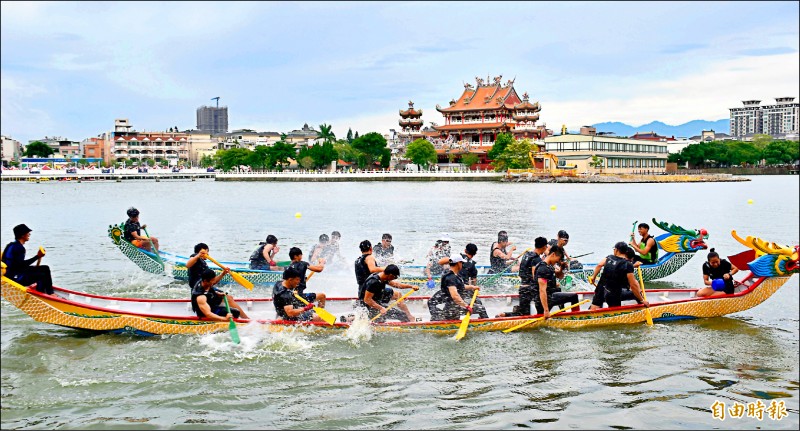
[337, 308, 373, 345]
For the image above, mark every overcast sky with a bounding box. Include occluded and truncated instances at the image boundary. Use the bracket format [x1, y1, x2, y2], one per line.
[2, 1, 798, 144]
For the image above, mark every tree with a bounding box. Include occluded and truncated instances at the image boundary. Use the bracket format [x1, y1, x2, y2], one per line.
[77, 158, 88, 168]
[248, 145, 271, 170]
[144, 158, 155, 167]
[460, 153, 479, 169]
[487, 132, 513, 161]
[317, 124, 336, 144]
[589, 154, 605, 170]
[200, 154, 216, 168]
[727, 141, 761, 166]
[354, 131, 360, 139]
[491, 138, 534, 171]
[346, 128, 354, 143]
[751, 134, 773, 150]
[269, 140, 297, 170]
[405, 139, 437, 167]
[334, 140, 358, 164]
[763, 140, 799, 165]
[299, 156, 315, 169]
[351, 132, 388, 167]
[218, 148, 252, 171]
[380, 148, 391, 169]
[25, 141, 54, 158]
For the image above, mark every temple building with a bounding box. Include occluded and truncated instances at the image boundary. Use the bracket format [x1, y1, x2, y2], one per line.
[398, 101, 424, 141]
[433, 75, 550, 148]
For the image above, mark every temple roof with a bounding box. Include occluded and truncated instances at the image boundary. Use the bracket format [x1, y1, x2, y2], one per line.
[400, 100, 423, 118]
[436, 79, 522, 113]
[433, 122, 513, 131]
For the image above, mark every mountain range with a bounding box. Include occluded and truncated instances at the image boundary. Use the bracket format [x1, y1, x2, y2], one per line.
[587, 119, 729, 138]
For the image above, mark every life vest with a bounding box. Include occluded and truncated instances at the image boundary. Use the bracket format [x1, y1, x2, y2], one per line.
[354, 254, 371, 289]
[639, 234, 659, 263]
[600, 255, 630, 293]
[249, 243, 269, 269]
[518, 251, 540, 286]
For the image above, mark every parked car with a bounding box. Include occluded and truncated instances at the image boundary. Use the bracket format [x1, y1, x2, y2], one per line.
[66, 167, 77, 174]
[29, 167, 41, 174]
[137, 167, 148, 173]
[101, 168, 112, 174]
[171, 167, 181, 173]
[206, 167, 215, 172]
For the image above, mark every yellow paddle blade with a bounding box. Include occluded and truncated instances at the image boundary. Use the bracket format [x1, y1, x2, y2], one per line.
[229, 270, 254, 291]
[292, 292, 335, 326]
[314, 306, 337, 326]
[207, 255, 253, 291]
[638, 267, 653, 326]
[455, 289, 481, 341]
[503, 299, 590, 333]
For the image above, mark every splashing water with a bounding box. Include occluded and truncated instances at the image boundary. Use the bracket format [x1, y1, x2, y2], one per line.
[339, 308, 373, 345]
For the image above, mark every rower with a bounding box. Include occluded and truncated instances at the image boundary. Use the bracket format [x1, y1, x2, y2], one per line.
[630, 223, 658, 265]
[589, 242, 647, 309]
[249, 234, 280, 270]
[359, 264, 418, 322]
[497, 237, 548, 317]
[288, 247, 326, 308]
[489, 231, 517, 274]
[354, 240, 384, 295]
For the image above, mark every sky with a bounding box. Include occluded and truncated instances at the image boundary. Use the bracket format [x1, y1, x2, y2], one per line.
[1, 1, 798, 144]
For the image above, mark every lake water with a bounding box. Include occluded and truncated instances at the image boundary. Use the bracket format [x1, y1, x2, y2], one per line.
[1, 176, 798, 429]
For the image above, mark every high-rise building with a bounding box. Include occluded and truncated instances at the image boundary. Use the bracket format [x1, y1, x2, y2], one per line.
[196, 105, 229, 134]
[730, 97, 799, 138]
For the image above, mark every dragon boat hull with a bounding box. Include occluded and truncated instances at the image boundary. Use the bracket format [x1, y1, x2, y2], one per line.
[2, 271, 793, 337]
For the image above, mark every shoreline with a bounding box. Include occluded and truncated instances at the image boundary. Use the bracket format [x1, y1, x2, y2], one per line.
[0, 170, 754, 182]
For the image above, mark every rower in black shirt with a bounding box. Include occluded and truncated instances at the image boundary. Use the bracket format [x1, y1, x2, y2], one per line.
[358, 264, 418, 322]
[533, 245, 581, 317]
[186, 243, 214, 289]
[273, 267, 325, 322]
[287, 247, 326, 307]
[497, 237, 548, 317]
[429, 255, 488, 320]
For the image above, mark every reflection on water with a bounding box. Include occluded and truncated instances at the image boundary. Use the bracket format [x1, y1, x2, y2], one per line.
[1, 177, 798, 429]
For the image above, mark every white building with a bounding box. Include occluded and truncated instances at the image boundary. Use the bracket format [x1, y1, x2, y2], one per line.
[543, 134, 669, 174]
[1, 135, 22, 166]
[730, 97, 799, 138]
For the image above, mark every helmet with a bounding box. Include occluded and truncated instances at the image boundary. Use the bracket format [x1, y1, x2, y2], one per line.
[127, 207, 140, 218]
[711, 278, 725, 291]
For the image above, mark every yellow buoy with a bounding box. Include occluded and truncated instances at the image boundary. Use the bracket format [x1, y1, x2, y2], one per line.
[747, 199, 753, 205]
[550, 205, 557, 211]
[295, 212, 302, 218]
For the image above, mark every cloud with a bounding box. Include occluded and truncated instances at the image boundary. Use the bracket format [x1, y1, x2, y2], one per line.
[543, 52, 800, 127]
[738, 47, 797, 57]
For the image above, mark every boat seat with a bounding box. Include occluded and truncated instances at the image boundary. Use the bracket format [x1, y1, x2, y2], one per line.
[84, 297, 91, 304]
[658, 292, 669, 302]
[106, 301, 121, 309]
[246, 300, 253, 310]
[144, 303, 152, 311]
[506, 296, 513, 305]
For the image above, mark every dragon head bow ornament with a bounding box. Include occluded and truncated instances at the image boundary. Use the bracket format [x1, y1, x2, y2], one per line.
[731, 230, 799, 277]
[652, 218, 709, 252]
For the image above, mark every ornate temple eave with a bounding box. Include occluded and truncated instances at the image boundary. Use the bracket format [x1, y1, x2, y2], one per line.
[399, 109, 422, 118]
[512, 113, 540, 122]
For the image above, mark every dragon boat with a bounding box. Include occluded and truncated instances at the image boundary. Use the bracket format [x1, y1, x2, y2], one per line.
[108, 223, 285, 286]
[4, 232, 796, 337]
[398, 218, 709, 289]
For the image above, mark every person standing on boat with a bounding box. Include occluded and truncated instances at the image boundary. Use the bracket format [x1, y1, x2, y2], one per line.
[288, 247, 326, 308]
[2, 224, 53, 295]
[273, 267, 326, 322]
[424, 234, 452, 283]
[534, 245, 581, 318]
[123, 207, 159, 252]
[629, 222, 659, 265]
[191, 268, 249, 321]
[429, 255, 488, 320]
[373, 233, 395, 266]
[496, 237, 548, 317]
[359, 264, 418, 322]
[588, 242, 647, 310]
[489, 232, 517, 274]
[355, 240, 385, 294]
[696, 248, 739, 297]
[249, 234, 281, 270]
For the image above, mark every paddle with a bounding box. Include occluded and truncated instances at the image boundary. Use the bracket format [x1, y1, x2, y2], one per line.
[222, 295, 240, 344]
[570, 252, 594, 260]
[637, 267, 653, 326]
[36, 246, 46, 267]
[141, 227, 164, 267]
[306, 271, 316, 282]
[371, 289, 416, 322]
[503, 299, 590, 333]
[454, 288, 481, 341]
[206, 255, 254, 291]
[292, 291, 336, 325]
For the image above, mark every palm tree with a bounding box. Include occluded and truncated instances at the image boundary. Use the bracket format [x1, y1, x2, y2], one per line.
[317, 124, 336, 144]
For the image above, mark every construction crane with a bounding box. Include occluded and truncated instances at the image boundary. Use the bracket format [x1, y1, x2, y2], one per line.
[211, 97, 220, 108]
